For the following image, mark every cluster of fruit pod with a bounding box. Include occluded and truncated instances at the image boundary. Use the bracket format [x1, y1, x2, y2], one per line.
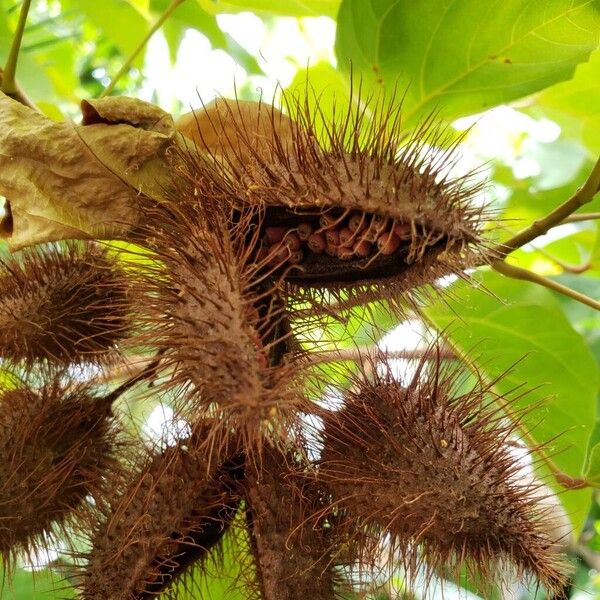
[0, 92, 571, 600]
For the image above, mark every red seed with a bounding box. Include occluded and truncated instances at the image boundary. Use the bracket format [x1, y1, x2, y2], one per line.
[268, 242, 290, 265]
[265, 226, 287, 244]
[339, 227, 354, 247]
[289, 250, 304, 264]
[353, 239, 372, 258]
[393, 222, 412, 240]
[297, 222, 313, 241]
[371, 214, 389, 233]
[283, 232, 301, 252]
[319, 214, 337, 230]
[307, 232, 326, 254]
[348, 213, 366, 233]
[361, 226, 379, 243]
[377, 232, 401, 255]
[325, 229, 340, 247]
[325, 243, 337, 257]
[337, 247, 354, 261]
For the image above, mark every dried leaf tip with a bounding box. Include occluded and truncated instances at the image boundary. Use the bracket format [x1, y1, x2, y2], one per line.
[315, 347, 569, 595]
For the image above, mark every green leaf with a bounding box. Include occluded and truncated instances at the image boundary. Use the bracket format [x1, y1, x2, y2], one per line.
[335, 0, 600, 125]
[196, 0, 340, 17]
[0, 0, 54, 100]
[538, 47, 600, 157]
[152, 0, 262, 74]
[175, 522, 252, 599]
[66, 0, 150, 67]
[285, 62, 354, 131]
[5, 567, 75, 599]
[424, 270, 599, 531]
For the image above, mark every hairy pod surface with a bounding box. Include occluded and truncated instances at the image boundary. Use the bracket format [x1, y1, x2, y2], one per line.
[135, 189, 307, 452]
[175, 89, 491, 310]
[0, 376, 119, 570]
[316, 351, 567, 594]
[78, 429, 244, 600]
[0, 242, 132, 367]
[244, 446, 344, 600]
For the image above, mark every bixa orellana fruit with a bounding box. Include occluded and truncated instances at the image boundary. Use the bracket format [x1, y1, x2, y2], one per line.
[242, 446, 349, 600]
[174, 89, 490, 307]
[0, 374, 120, 571]
[314, 348, 568, 595]
[0, 242, 133, 367]
[76, 426, 244, 600]
[134, 188, 308, 451]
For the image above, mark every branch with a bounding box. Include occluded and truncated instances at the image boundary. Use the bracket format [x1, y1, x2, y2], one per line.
[1, 0, 31, 95]
[100, 0, 186, 98]
[492, 261, 600, 311]
[562, 212, 600, 224]
[498, 156, 600, 257]
[308, 346, 455, 365]
[0, 0, 38, 110]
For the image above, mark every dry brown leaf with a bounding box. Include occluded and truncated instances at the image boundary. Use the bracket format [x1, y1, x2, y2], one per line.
[0, 93, 177, 250]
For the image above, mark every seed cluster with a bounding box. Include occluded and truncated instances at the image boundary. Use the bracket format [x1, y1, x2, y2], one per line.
[256, 210, 414, 272]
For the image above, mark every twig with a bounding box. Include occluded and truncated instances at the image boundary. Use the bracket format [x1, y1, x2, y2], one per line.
[100, 0, 186, 98]
[1, 0, 31, 95]
[308, 346, 455, 365]
[528, 244, 591, 274]
[0, 72, 38, 109]
[93, 354, 157, 384]
[563, 212, 600, 224]
[499, 156, 600, 257]
[0, 0, 38, 110]
[102, 350, 165, 405]
[492, 261, 600, 311]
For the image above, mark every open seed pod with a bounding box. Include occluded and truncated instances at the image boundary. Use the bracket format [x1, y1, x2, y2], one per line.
[0, 374, 120, 571]
[0, 242, 133, 368]
[243, 445, 350, 600]
[77, 425, 244, 600]
[314, 347, 568, 595]
[133, 185, 308, 452]
[175, 88, 491, 310]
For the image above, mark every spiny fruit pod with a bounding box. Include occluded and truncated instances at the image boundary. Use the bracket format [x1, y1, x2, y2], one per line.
[315, 347, 568, 595]
[0, 242, 133, 367]
[77, 426, 244, 600]
[0, 374, 120, 571]
[135, 192, 308, 451]
[174, 86, 491, 309]
[243, 446, 348, 600]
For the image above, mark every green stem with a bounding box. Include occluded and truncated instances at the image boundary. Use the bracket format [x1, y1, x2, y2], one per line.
[100, 0, 186, 98]
[499, 156, 600, 257]
[1, 0, 32, 95]
[492, 260, 600, 311]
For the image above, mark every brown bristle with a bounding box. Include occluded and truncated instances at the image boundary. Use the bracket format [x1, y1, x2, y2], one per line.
[243, 447, 345, 600]
[0, 375, 119, 572]
[173, 87, 493, 303]
[315, 347, 568, 595]
[77, 429, 244, 600]
[0, 242, 132, 367]
[132, 192, 308, 453]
